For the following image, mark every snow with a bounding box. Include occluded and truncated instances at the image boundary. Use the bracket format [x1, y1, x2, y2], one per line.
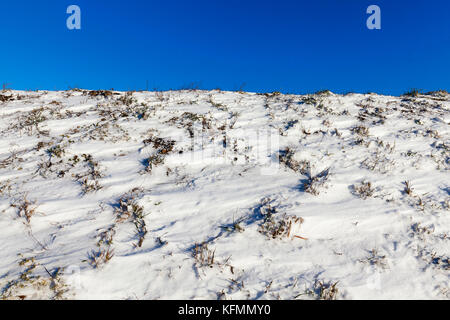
[0, 89, 448, 300]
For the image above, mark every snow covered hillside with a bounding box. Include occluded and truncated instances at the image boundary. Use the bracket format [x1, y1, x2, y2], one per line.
[0, 89, 448, 300]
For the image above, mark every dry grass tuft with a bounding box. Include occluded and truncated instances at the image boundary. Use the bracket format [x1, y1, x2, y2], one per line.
[351, 181, 375, 199]
[114, 188, 148, 247]
[303, 168, 331, 195]
[86, 247, 115, 269]
[403, 180, 414, 196]
[11, 197, 37, 224]
[193, 242, 216, 269]
[314, 280, 340, 300]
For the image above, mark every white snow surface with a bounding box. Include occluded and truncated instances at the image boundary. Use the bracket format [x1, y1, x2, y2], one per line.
[0, 89, 448, 300]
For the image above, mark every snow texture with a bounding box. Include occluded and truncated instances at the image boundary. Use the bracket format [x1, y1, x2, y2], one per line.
[0, 89, 448, 300]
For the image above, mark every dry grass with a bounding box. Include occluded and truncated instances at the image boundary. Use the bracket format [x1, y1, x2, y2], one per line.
[403, 89, 421, 97]
[10, 107, 49, 136]
[359, 249, 389, 270]
[361, 150, 395, 174]
[193, 242, 216, 269]
[314, 280, 340, 300]
[142, 135, 176, 173]
[295, 280, 340, 300]
[279, 148, 311, 175]
[303, 168, 331, 195]
[0, 150, 25, 170]
[220, 216, 245, 234]
[0, 94, 14, 103]
[418, 248, 450, 271]
[351, 124, 370, 137]
[259, 214, 305, 240]
[11, 196, 37, 224]
[403, 180, 414, 196]
[86, 247, 115, 269]
[114, 188, 148, 248]
[1, 256, 69, 300]
[74, 154, 104, 194]
[351, 181, 375, 199]
[86, 90, 115, 99]
[410, 222, 434, 240]
[0, 179, 12, 196]
[256, 198, 307, 240]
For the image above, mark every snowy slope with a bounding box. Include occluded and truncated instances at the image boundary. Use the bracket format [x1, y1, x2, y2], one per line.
[0, 89, 448, 300]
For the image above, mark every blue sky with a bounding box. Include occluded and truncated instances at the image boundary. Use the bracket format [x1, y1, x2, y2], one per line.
[1, 0, 449, 95]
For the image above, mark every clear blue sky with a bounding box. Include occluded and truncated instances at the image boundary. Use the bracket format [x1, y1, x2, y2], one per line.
[1, 0, 449, 95]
